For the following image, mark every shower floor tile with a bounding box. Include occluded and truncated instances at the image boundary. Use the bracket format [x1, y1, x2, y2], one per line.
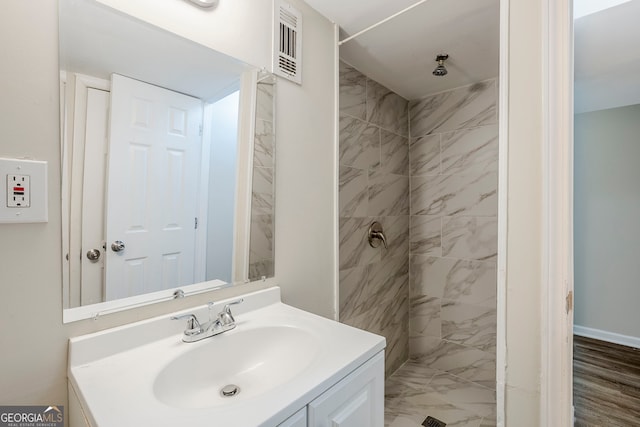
[385, 360, 496, 427]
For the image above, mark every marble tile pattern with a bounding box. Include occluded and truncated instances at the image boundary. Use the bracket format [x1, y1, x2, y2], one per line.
[248, 214, 273, 263]
[368, 170, 409, 217]
[339, 61, 366, 120]
[410, 172, 498, 217]
[408, 79, 498, 390]
[339, 61, 499, 426]
[381, 129, 410, 175]
[248, 79, 275, 281]
[409, 338, 496, 389]
[340, 257, 409, 376]
[409, 216, 441, 256]
[409, 81, 497, 138]
[251, 166, 273, 216]
[339, 217, 380, 271]
[441, 125, 498, 175]
[339, 115, 380, 169]
[385, 361, 496, 427]
[248, 213, 274, 279]
[255, 81, 274, 122]
[338, 61, 410, 376]
[248, 259, 274, 281]
[253, 119, 274, 168]
[441, 301, 496, 353]
[380, 215, 410, 261]
[367, 79, 409, 136]
[441, 216, 498, 261]
[410, 134, 440, 176]
[339, 166, 368, 218]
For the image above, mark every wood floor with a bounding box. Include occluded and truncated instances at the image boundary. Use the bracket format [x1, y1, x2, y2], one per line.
[574, 335, 640, 426]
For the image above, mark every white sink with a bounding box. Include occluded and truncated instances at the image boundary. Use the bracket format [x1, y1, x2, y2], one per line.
[153, 325, 320, 409]
[68, 287, 385, 427]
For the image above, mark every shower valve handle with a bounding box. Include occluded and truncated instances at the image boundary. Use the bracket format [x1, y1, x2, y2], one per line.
[368, 221, 388, 249]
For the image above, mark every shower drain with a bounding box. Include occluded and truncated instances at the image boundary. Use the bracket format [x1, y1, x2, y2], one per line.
[422, 416, 446, 427]
[220, 384, 240, 397]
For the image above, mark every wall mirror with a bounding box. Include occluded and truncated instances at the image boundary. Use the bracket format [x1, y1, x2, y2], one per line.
[59, 0, 276, 322]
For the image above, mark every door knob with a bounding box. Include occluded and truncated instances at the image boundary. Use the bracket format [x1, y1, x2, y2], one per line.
[86, 249, 101, 261]
[111, 240, 125, 252]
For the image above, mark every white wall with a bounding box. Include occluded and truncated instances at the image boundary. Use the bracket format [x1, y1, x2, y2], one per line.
[273, 0, 338, 319]
[574, 104, 640, 341]
[0, 0, 337, 413]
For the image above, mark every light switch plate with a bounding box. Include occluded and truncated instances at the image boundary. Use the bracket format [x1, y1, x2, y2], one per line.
[0, 158, 48, 223]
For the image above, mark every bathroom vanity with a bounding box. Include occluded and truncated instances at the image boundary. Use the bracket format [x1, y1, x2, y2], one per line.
[68, 287, 385, 427]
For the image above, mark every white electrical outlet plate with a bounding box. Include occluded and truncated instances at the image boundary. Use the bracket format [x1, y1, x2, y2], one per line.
[0, 158, 47, 223]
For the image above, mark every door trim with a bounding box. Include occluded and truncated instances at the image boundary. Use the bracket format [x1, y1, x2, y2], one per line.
[540, 0, 574, 425]
[232, 70, 258, 283]
[497, 0, 574, 424]
[495, 0, 509, 423]
[66, 73, 111, 308]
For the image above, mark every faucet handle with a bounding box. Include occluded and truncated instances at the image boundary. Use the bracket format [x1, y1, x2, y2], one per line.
[170, 314, 203, 335]
[207, 301, 215, 322]
[220, 299, 244, 325]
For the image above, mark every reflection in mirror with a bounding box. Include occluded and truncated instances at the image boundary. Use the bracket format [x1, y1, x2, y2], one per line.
[248, 72, 276, 281]
[59, 0, 276, 319]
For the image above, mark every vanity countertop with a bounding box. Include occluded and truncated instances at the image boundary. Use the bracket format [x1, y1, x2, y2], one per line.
[68, 287, 385, 427]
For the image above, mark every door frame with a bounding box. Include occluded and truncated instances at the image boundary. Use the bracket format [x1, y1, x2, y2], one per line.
[64, 73, 111, 307]
[540, 0, 574, 424]
[496, 0, 574, 425]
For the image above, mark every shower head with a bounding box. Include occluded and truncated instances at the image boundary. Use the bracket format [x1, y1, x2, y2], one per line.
[432, 54, 449, 77]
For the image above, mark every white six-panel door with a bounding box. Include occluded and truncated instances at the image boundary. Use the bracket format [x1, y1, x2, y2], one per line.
[105, 74, 203, 300]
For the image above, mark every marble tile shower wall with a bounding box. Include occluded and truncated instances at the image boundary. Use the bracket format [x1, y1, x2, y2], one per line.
[338, 61, 410, 377]
[248, 80, 275, 281]
[408, 80, 498, 389]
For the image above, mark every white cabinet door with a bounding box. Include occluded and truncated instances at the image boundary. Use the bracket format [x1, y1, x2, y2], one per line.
[278, 407, 307, 427]
[308, 352, 384, 427]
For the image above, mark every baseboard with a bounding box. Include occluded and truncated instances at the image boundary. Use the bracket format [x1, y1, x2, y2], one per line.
[574, 325, 640, 349]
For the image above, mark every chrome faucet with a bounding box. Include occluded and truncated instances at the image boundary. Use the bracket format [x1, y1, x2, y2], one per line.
[171, 299, 243, 343]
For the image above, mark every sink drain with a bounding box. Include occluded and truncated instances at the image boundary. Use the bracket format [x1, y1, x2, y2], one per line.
[220, 384, 240, 397]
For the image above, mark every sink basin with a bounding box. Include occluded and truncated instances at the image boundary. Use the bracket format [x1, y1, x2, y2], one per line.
[153, 325, 320, 409]
[68, 287, 386, 427]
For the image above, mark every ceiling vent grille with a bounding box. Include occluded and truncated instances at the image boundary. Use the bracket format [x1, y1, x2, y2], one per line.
[274, 1, 302, 85]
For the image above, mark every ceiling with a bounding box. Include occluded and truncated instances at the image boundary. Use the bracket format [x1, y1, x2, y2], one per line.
[59, 0, 250, 102]
[304, 0, 640, 111]
[574, 0, 640, 113]
[304, 0, 500, 100]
